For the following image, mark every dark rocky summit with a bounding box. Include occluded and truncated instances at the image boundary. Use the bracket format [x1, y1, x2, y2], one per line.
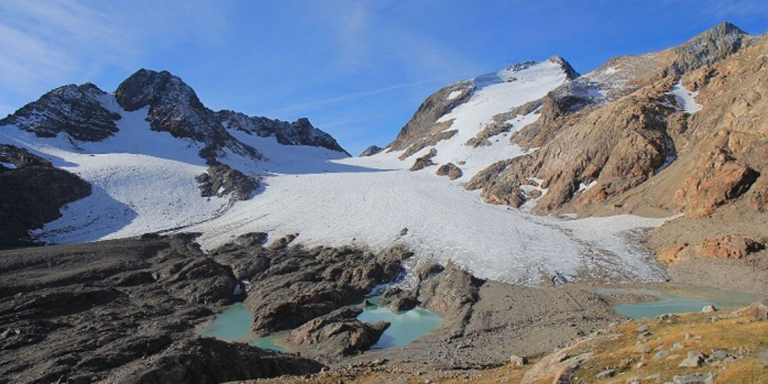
[359, 145, 383, 157]
[0, 145, 91, 248]
[115, 69, 263, 163]
[216, 110, 348, 155]
[1, 68, 348, 167]
[0, 83, 120, 141]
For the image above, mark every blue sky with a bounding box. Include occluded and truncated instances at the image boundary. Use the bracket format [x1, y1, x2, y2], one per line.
[1, 1, 767, 155]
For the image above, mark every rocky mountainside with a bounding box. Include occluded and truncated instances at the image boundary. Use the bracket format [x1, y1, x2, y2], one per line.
[386, 56, 579, 161]
[0, 69, 349, 248]
[1, 69, 347, 165]
[0, 145, 91, 248]
[374, 23, 767, 282]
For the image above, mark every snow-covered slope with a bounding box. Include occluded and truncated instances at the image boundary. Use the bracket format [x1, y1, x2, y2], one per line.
[186, 160, 669, 284]
[0, 66, 674, 285]
[385, 57, 578, 182]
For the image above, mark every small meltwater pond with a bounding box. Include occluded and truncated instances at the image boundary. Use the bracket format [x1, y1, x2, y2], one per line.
[357, 305, 442, 349]
[198, 303, 287, 351]
[199, 298, 441, 351]
[593, 286, 764, 319]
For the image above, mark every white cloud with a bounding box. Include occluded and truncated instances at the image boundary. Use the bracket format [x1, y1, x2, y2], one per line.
[0, 0, 231, 99]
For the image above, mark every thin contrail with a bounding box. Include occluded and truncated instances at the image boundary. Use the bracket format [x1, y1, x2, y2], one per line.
[274, 75, 460, 113]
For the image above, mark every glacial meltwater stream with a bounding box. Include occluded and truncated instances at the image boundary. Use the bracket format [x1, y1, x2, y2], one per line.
[199, 298, 441, 351]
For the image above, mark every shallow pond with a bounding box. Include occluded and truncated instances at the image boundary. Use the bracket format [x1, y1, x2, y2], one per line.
[593, 286, 763, 319]
[356, 305, 442, 349]
[198, 303, 287, 351]
[199, 298, 442, 351]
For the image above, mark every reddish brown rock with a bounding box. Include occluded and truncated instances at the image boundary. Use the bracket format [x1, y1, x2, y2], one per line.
[697, 235, 763, 259]
[677, 152, 759, 217]
[749, 176, 768, 212]
[658, 244, 688, 265]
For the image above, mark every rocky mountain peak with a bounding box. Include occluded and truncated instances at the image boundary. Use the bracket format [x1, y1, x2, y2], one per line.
[114, 69, 262, 163]
[0, 82, 120, 141]
[215, 111, 348, 154]
[547, 55, 581, 80]
[670, 22, 750, 73]
[359, 145, 383, 157]
[115, 69, 202, 112]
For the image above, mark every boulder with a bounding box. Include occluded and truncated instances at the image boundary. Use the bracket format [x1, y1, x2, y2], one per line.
[288, 307, 389, 356]
[410, 148, 438, 171]
[436, 163, 463, 180]
[509, 355, 527, 368]
[679, 351, 705, 368]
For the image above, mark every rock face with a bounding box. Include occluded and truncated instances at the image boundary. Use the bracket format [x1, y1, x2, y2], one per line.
[0, 145, 91, 248]
[288, 307, 389, 357]
[0, 83, 120, 141]
[0, 234, 326, 384]
[359, 145, 383, 157]
[216, 110, 348, 154]
[466, 23, 754, 215]
[195, 164, 259, 201]
[387, 81, 471, 158]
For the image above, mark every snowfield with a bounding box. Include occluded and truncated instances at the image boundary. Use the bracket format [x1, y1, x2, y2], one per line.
[0, 61, 674, 284]
[670, 81, 703, 113]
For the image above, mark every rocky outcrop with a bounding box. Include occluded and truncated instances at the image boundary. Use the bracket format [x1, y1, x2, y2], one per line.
[195, 164, 259, 201]
[0, 145, 91, 248]
[387, 81, 472, 158]
[0, 83, 120, 141]
[436, 163, 463, 180]
[697, 235, 764, 259]
[0, 234, 326, 384]
[288, 307, 389, 357]
[676, 151, 759, 216]
[410, 148, 437, 171]
[359, 145, 383, 157]
[468, 98, 544, 148]
[103, 338, 324, 384]
[207, 242, 412, 335]
[216, 110, 348, 154]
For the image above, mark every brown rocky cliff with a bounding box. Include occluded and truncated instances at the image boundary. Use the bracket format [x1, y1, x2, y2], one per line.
[467, 23, 756, 217]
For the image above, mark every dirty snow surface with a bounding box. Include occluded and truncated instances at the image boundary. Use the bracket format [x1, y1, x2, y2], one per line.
[0, 83, 671, 285]
[670, 81, 703, 113]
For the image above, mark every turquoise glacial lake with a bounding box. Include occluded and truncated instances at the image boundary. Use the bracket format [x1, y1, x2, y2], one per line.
[199, 298, 442, 350]
[592, 286, 763, 319]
